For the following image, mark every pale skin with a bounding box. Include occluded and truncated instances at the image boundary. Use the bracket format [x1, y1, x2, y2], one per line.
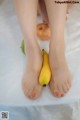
[14, 0, 72, 99]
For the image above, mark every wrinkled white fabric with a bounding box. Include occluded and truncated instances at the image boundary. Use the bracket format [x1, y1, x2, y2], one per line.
[0, 0, 80, 120]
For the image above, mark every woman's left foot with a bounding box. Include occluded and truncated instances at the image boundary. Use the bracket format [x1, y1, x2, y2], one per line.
[49, 44, 72, 97]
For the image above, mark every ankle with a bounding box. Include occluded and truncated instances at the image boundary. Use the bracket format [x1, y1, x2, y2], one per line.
[49, 42, 65, 58]
[49, 42, 68, 70]
[26, 46, 42, 72]
[28, 57, 42, 73]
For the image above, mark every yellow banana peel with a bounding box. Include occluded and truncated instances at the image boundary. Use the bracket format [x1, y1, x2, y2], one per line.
[39, 49, 51, 87]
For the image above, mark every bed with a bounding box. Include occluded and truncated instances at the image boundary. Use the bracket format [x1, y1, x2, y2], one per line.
[0, 0, 80, 120]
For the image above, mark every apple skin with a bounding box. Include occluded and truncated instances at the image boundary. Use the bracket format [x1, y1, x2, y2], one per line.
[37, 23, 51, 41]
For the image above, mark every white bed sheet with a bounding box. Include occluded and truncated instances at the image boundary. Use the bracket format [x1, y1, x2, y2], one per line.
[0, 0, 80, 119]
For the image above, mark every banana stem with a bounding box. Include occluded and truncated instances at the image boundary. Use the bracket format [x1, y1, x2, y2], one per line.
[42, 49, 49, 65]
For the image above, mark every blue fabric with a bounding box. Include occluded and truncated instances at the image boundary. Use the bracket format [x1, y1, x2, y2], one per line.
[0, 105, 33, 120]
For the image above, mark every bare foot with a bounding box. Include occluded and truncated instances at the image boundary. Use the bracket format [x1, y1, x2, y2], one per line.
[49, 44, 72, 97]
[22, 43, 43, 100]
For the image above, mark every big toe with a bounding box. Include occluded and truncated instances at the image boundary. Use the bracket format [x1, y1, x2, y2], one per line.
[49, 80, 65, 97]
[49, 81, 60, 97]
[28, 84, 42, 100]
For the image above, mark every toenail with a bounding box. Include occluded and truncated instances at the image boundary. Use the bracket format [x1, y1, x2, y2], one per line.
[28, 93, 36, 98]
[54, 91, 59, 96]
[57, 93, 61, 97]
[58, 93, 61, 96]
[57, 93, 62, 97]
[55, 92, 58, 96]
[31, 93, 36, 98]
[28, 94, 32, 98]
[61, 93, 64, 97]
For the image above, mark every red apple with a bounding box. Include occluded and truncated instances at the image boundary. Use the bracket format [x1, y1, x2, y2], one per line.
[37, 23, 51, 41]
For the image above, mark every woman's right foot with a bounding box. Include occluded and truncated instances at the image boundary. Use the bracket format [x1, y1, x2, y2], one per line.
[22, 43, 43, 100]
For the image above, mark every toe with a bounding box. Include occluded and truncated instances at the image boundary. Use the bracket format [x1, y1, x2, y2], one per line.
[66, 82, 70, 91]
[67, 79, 72, 88]
[50, 81, 60, 97]
[64, 79, 71, 92]
[27, 88, 37, 99]
[57, 85, 65, 97]
[62, 83, 68, 93]
[22, 80, 28, 95]
[28, 84, 42, 100]
[53, 85, 61, 97]
[22, 79, 33, 98]
[28, 92, 36, 99]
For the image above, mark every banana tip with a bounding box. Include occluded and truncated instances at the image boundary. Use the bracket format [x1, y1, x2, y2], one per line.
[43, 84, 47, 87]
[42, 49, 45, 51]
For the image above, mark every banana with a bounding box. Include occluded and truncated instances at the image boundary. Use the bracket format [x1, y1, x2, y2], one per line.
[39, 49, 51, 87]
[21, 40, 25, 54]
